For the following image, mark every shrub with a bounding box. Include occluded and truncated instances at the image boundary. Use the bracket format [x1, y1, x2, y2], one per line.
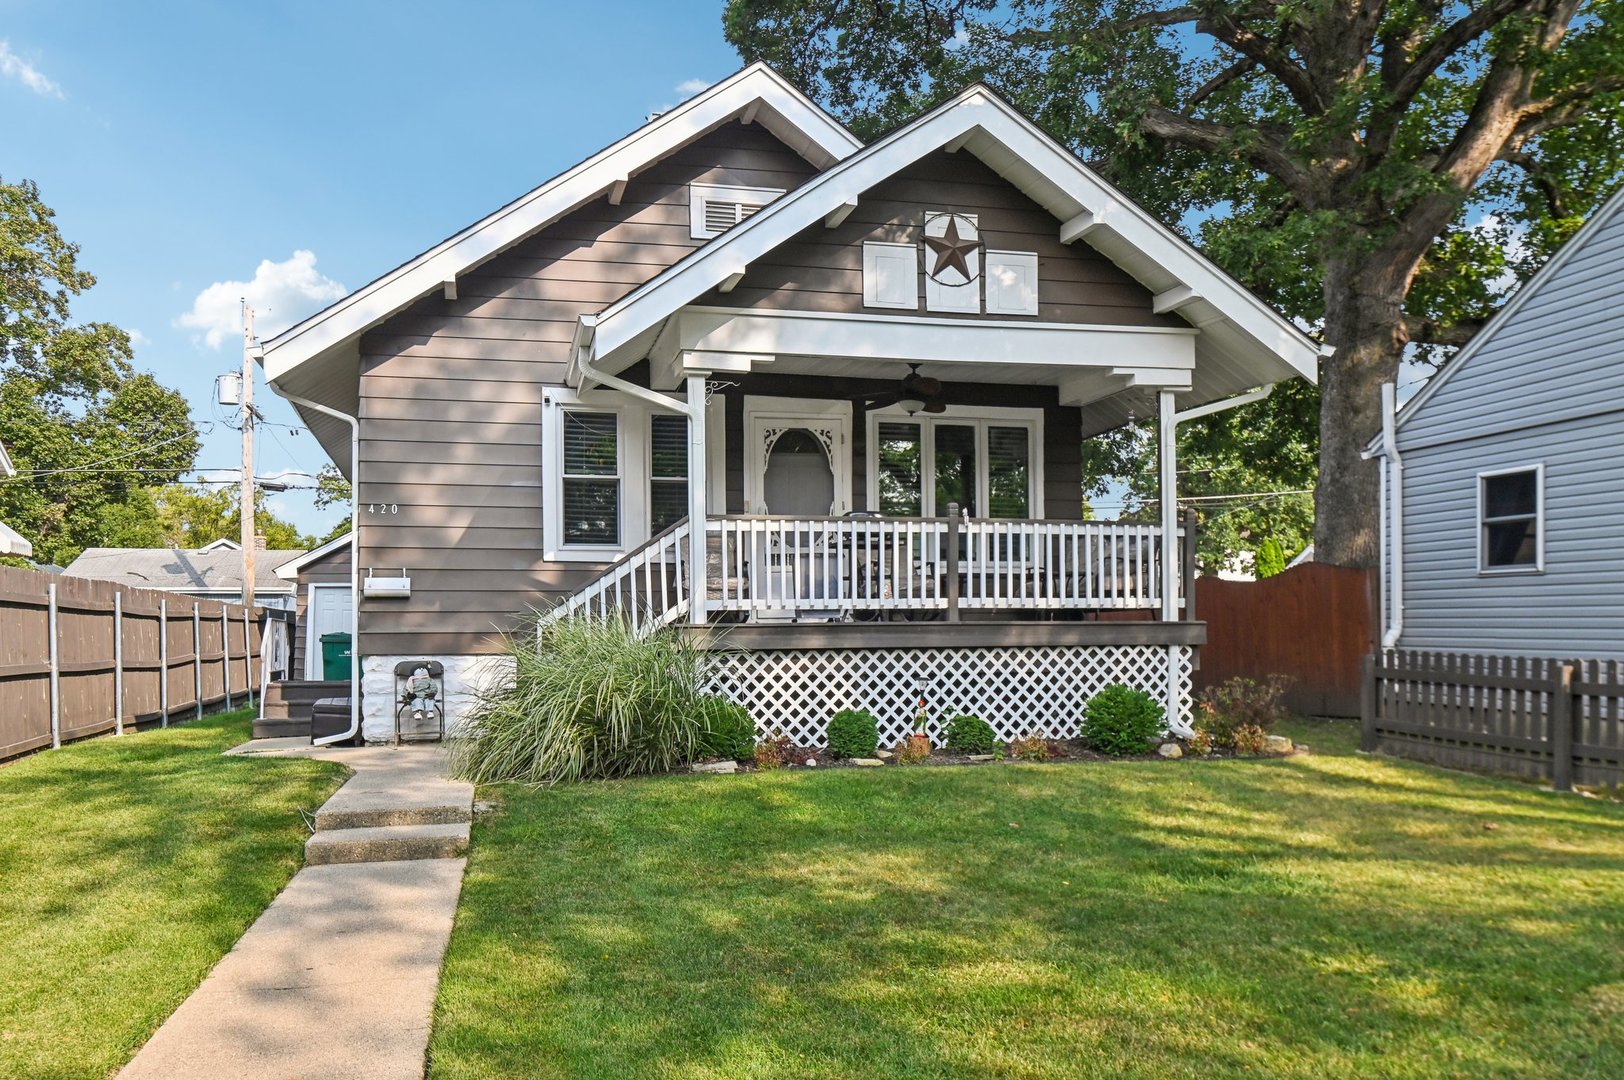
[943, 714, 997, 755]
[696, 696, 755, 761]
[1008, 735, 1051, 761]
[894, 734, 931, 764]
[1082, 684, 1166, 756]
[1186, 728, 1214, 756]
[754, 735, 789, 770]
[450, 616, 706, 785]
[826, 708, 879, 759]
[1230, 723, 1269, 754]
[1197, 675, 1291, 748]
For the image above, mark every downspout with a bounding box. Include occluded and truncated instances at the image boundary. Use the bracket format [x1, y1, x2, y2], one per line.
[1379, 382, 1403, 648]
[275, 385, 362, 747]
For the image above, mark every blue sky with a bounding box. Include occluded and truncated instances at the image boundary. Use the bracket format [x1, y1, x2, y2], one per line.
[1, 0, 744, 539]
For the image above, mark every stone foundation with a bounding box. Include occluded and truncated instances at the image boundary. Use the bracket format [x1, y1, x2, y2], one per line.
[359, 654, 515, 743]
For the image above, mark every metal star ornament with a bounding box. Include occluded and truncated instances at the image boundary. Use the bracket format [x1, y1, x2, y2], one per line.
[923, 215, 980, 284]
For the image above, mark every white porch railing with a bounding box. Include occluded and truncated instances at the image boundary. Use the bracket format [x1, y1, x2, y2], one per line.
[542, 513, 1183, 635]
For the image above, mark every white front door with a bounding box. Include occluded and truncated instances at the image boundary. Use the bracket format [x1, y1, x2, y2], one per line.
[743, 397, 852, 515]
[304, 584, 353, 680]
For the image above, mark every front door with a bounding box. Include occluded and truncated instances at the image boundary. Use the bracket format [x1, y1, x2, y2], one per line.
[304, 584, 353, 680]
[743, 398, 851, 515]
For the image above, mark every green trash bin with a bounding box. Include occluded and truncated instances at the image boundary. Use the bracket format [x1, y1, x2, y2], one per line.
[319, 631, 352, 681]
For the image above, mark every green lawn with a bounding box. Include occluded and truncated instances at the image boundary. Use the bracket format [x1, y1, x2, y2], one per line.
[0, 709, 347, 1080]
[430, 717, 1624, 1079]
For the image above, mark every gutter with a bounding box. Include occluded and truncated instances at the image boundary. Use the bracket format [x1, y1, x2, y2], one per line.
[272, 380, 362, 747]
[1362, 382, 1403, 648]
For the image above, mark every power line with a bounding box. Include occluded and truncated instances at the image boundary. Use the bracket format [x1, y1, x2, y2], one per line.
[0, 427, 214, 482]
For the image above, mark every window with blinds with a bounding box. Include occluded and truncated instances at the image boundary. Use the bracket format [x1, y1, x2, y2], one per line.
[689, 182, 782, 239]
[649, 414, 688, 532]
[562, 411, 619, 546]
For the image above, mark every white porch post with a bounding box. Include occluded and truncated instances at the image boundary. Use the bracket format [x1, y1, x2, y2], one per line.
[686, 373, 709, 625]
[1157, 389, 1188, 733]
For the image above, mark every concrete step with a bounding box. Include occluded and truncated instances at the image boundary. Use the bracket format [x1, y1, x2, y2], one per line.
[251, 716, 312, 739]
[314, 802, 472, 831]
[305, 822, 470, 866]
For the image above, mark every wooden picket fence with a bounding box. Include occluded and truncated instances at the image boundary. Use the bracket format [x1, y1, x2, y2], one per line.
[1361, 650, 1624, 790]
[0, 565, 275, 762]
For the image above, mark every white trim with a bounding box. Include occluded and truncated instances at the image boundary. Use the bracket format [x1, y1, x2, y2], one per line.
[303, 582, 353, 680]
[586, 84, 1319, 384]
[861, 242, 919, 310]
[0, 439, 14, 478]
[706, 393, 727, 514]
[690, 182, 785, 240]
[923, 212, 980, 314]
[274, 531, 352, 580]
[1476, 462, 1545, 575]
[743, 396, 852, 515]
[260, 63, 861, 386]
[1379, 184, 1624, 448]
[543, 392, 636, 562]
[865, 404, 1044, 517]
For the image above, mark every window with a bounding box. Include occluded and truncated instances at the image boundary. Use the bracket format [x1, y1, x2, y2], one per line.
[689, 183, 782, 239]
[649, 414, 688, 532]
[1479, 465, 1543, 572]
[562, 412, 620, 546]
[867, 410, 1040, 518]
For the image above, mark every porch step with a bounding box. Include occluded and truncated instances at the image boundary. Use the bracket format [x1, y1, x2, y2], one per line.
[305, 822, 470, 866]
[253, 679, 350, 739]
[251, 717, 314, 739]
[314, 802, 472, 831]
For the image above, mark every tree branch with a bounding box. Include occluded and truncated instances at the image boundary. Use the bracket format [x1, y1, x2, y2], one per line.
[1196, 12, 1326, 115]
[1187, 57, 1260, 107]
[1405, 314, 1486, 347]
[1383, 0, 1533, 116]
[1137, 107, 1316, 202]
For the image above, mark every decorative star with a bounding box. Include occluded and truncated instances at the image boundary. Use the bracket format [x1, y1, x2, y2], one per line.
[923, 216, 978, 283]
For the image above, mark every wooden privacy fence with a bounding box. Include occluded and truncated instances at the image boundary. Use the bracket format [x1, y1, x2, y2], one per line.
[0, 565, 272, 762]
[1361, 650, 1624, 790]
[1193, 563, 1376, 717]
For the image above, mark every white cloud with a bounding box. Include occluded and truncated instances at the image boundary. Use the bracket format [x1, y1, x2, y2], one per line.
[127, 328, 150, 347]
[0, 40, 63, 98]
[176, 250, 347, 349]
[675, 78, 711, 96]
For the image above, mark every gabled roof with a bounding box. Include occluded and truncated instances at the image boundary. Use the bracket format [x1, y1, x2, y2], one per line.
[579, 83, 1322, 425]
[259, 63, 860, 435]
[1372, 182, 1624, 452]
[62, 546, 304, 594]
[274, 531, 351, 580]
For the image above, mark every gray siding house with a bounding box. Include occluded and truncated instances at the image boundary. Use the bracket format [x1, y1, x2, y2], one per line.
[258, 64, 1321, 745]
[1367, 185, 1624, 658]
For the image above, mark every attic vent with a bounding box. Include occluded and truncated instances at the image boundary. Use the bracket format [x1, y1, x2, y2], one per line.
[690, 182, 782, 240]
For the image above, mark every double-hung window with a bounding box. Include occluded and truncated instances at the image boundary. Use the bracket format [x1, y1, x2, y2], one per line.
[649, 414, 689, 533]
[561, 411, 621, 547]
[1478, 464, 1543, 573]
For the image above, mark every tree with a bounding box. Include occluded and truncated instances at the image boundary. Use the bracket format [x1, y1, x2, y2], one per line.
[312, 464, 353, 545]
[0, 178, 199, 565]
[724, 0, 1624, 566]
[150, 484, 313, 550]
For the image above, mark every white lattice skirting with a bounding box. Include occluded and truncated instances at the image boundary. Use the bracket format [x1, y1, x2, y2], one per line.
[703, 644, 1192, 749]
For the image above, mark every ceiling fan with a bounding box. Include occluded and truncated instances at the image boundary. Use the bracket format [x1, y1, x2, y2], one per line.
[854, 363, 947, 414]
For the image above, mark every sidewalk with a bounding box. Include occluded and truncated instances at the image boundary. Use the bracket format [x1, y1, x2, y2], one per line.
[119, 742, 473, 1080]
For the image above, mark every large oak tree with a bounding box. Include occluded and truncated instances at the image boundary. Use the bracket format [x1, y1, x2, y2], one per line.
[724, 0, 1624, 566]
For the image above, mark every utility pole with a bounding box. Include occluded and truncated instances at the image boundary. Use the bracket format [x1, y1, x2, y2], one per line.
[241, 303, 256, 610]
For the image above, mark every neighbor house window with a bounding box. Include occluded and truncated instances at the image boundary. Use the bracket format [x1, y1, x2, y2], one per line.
[1479, 465, 1542, 572]
[649, 414, 688, 532]
[562, 412, 620, 546]
[690, 183, 783, 239]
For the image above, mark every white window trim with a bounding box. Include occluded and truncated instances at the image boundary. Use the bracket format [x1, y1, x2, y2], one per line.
[861, 241, 919, 310]
[742, 396, 853, 515]
[689, 182, 784, 240]
[865, 404, 1044, 519]
[1476, 462, 1545, 575]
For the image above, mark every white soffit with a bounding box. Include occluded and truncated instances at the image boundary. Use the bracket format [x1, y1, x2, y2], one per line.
[588, 85, 1321, 386]
[259, 63, 861, 387]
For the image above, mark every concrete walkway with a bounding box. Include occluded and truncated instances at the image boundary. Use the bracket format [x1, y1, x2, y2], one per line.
[120, 742, 474, 1080]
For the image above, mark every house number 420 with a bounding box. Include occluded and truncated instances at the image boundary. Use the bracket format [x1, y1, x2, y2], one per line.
[367, 503, 400, 515]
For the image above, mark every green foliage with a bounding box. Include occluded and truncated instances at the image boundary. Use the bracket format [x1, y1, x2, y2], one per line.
[825, 708, 879, 759]
[1197, 676, 1291, 749]
[1254, 537, 1288, 579]
[943, 714, 996, 755]
[1007, 735, 1052, 762]
[313, 464, 353, 544]
[149, 483, 312, 550]
[1082, 685, 1166, 756]
[0, 177, 199, 565]
[450, 617, 708, 785]
[754, 734, 789, 770]
[1230, 724, 1269, 755]
[696, 696, 755, 761]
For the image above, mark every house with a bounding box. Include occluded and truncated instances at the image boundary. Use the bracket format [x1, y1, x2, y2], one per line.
[258, 64, 1321, 745]
[63, 539, 304, 609]
[0, 438, 32, 558]
[273, 533, 352, 679]
[1365, 184, 1624, 658]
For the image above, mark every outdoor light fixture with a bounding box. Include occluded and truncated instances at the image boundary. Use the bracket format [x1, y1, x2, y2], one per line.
[899, 396, 927, 415]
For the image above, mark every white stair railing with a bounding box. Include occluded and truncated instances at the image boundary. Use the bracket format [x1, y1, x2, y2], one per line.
[537, 519, 691, 639]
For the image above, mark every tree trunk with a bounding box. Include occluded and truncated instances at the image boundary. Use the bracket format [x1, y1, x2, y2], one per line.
[1314, 255, 1410, 568]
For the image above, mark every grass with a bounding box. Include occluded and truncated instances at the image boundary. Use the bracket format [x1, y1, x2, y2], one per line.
[430, 717, 1624, 1079]
[0, 709, 347, 1080]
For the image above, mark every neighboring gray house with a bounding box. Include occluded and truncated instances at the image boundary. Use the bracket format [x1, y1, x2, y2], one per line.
[63, 539, 304, 609]
[1366, 184, 1624, 658]
[0, 438, 31, 558]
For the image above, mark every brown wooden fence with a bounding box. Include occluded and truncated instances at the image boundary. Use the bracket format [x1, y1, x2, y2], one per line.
[1361, 650, 1624, 790]
[1192, 562, 1376, 717]
[0, 565, 272, 762]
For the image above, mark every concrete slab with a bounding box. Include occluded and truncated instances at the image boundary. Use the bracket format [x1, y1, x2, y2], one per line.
[305, 822, 470, 865]
[119, 859, 466, 1080]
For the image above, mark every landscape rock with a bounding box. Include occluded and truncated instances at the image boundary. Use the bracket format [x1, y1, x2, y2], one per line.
[692, 760, 738, 774]
[967, 754, 996, 762]
[852, 758, 885, 767]
[805, 758, 817, 767]
[1157, 742, 1184, 759]
[1264, 735, 1294, 753]
[875, 750, 895, 760]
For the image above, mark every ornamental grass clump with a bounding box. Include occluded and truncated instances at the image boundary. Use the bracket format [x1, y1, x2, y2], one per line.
[450, 615, 707, 785]
[1082, 684, 1166, 756]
